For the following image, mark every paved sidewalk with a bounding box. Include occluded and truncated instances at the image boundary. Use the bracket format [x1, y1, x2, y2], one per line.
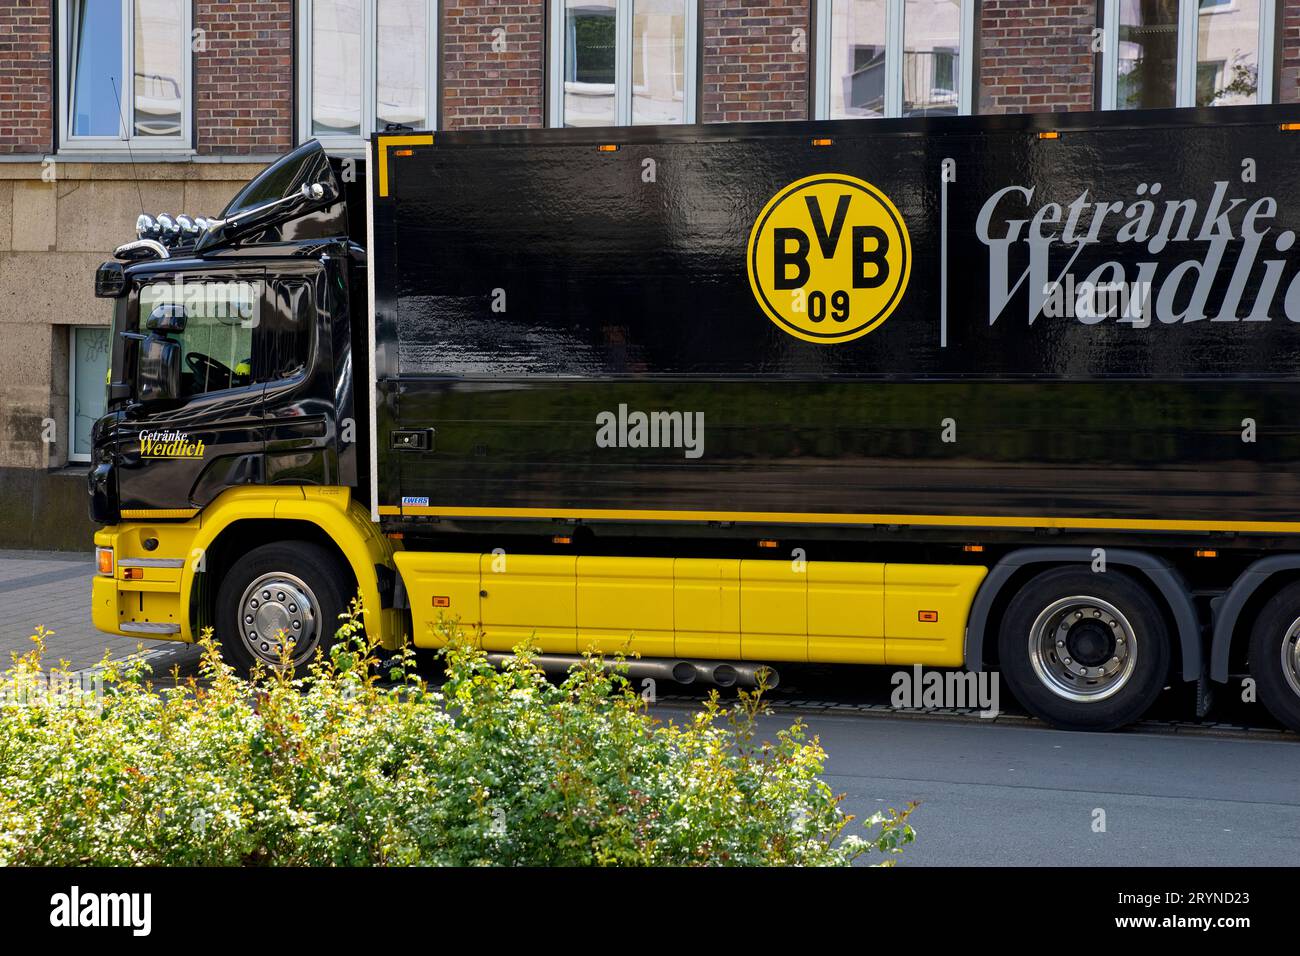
[0, 550, 186, 672]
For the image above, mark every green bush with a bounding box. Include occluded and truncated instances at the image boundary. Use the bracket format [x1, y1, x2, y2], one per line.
[0, 613, 914, 866]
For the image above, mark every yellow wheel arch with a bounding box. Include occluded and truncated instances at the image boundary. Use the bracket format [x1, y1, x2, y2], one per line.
[178, 486, 400, 646]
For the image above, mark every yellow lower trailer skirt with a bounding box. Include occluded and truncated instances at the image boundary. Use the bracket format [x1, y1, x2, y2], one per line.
[396, 552, 986, 667]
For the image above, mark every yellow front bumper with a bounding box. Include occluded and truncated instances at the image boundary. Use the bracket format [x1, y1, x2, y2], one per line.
[92, 525, 193, 641]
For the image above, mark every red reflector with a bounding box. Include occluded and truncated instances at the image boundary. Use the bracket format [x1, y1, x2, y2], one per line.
[918, 610, 939, 623]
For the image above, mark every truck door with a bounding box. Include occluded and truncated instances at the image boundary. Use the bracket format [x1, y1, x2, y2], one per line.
[110, 268, 268, 515]
[261, 259, 347, 486]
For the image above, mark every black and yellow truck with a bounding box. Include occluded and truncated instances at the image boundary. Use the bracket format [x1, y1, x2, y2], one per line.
[88, 105, 1300, 732]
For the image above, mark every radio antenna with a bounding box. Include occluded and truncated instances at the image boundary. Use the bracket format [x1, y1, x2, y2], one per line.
[110, 76, 147, 217]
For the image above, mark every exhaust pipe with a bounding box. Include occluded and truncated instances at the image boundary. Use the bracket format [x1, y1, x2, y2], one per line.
[484, 652, 697, 686]
[695, 661, 738, 688]
[732, 662, 780, 690]
[692, 661, 780, 689]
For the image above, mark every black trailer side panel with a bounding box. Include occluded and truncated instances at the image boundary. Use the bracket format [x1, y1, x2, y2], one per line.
[370, 108, 1300, 531]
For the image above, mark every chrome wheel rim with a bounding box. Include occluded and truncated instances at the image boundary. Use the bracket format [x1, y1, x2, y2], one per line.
[1028, 595, 1138, 703]
[237, 572, 320, 666]
[1281, 616, 1300, 699]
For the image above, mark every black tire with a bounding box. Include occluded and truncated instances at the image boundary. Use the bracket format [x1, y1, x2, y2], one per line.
[215, 541, 352, 674]
[998, 567, 1170, 732]
[1248, 582, 1300, 733]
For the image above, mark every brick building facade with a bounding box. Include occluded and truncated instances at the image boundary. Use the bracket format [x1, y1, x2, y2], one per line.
[0, 0, 1297, 548]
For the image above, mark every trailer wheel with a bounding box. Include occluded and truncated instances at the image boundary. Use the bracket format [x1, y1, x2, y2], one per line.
[1247, 582, 1300, 733]
[998, 567, 1170, 731]
[215, 542, 351, 673]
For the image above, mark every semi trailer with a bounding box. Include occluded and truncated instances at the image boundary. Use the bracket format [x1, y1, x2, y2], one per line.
[88, 105, 1300, 732]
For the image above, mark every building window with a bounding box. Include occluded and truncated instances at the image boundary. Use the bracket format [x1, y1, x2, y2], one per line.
[298, 0, 438, 151]
[815, 0, 976, 119]
[1101, 0, 1277, 110]
[548, 0, 699, 127]
[69, 327, 110, 463]
[58, 0, 192, 151]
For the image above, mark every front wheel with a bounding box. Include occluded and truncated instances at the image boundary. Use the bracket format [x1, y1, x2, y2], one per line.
[998, 567, 1170, 732]
[1248, 582, 1300, 733]
[215, 541, 352, 673]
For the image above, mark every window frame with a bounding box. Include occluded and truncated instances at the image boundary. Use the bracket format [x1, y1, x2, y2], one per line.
[296, 0, 440, 154]
[813, 0, 977, 120]
[68, 325, 111, 464]
[547, 0, 700, 128]
[57, 0, 194, 154]
[1099, 0, 1277, 110]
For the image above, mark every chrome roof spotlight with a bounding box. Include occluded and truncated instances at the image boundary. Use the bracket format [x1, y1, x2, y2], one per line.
[136, 214, 158, 240]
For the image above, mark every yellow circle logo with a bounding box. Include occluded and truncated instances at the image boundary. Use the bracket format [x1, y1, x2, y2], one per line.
[746, 173, 911, 344]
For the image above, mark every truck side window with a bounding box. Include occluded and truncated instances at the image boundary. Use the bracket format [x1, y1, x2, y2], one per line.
[140, 281, 258, 397]
[258, 279, 313, 382]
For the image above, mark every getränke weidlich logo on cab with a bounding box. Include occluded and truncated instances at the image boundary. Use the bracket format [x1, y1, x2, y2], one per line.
[139, 429, 205, 460]
[978, 178, 1298, 327]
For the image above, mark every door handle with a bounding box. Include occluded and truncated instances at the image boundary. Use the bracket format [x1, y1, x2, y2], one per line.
[391, 428, 435, 451]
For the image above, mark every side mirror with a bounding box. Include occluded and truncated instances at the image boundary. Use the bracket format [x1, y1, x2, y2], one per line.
[137, 335, 181, 403]
[146, 303, 188, 335]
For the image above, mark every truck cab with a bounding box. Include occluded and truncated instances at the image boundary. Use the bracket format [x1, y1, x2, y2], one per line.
[88, 141, 396, 670]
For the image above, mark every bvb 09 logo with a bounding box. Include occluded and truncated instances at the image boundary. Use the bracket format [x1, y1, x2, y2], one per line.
[746, 173, 912, 344]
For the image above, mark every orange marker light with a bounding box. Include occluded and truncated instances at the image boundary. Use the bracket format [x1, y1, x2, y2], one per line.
[811, 137, 834, 147]
[963, 544, 985, 553]
[393, 148, 415, 157]
[552, 535, 573, 545]
[1281, 123, 1300, 132]
[123, 567, 143, 581]
[433, 596, 451, 608]
[96, 547, 114, 576]
[918, 610, 939, 623]
[1038, 131, 1061, 140]
[1195, 550, 1218, 558]
[597, 144, 620, 152]
[758, 539, 780, 549]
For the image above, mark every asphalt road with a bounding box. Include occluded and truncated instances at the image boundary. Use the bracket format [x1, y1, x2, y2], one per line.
[676, 706, 1300, 867]
[3, 549, 1297, 868]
